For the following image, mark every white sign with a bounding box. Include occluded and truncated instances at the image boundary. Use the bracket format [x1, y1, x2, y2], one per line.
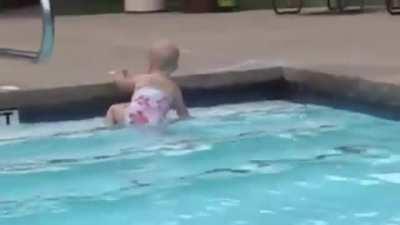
[0, 109, 20, 126]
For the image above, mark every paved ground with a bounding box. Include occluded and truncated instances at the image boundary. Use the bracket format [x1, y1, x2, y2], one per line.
[0, 7, 399, 90]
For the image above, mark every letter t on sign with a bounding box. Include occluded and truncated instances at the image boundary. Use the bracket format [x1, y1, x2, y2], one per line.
[0, 109, 20, 126]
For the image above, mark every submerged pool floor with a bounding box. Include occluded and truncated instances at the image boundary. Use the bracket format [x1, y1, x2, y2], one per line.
[0, 101, 400, 225]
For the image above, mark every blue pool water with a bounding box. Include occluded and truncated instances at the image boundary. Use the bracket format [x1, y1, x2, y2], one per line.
[1, 101, 400, 225]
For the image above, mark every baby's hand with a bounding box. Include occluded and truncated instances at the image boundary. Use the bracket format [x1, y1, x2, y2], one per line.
[109, 69, 136, 92]
[109, 69, 129, 81]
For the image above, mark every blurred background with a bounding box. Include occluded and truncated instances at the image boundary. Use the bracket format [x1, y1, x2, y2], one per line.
[0, 0, 385, 15]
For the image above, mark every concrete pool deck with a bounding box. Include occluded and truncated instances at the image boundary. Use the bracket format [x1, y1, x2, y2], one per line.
[1, 8, 400, 89]
[1, 7, 400, 122]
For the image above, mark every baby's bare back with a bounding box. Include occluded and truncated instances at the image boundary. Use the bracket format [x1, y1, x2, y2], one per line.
[134, 73, 177, 96]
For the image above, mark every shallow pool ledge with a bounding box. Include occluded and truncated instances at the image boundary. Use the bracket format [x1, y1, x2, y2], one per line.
[2, 66, 400, 123]
[284, 67, 400, 120]
[0, 67, 285, 123]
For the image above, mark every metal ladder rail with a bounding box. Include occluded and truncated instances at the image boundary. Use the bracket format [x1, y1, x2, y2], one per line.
[0, 0, 55, 63]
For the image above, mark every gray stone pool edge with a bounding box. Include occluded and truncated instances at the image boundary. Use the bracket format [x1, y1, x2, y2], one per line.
[284, 68, 400, 117]
[2, 66, 400, 123]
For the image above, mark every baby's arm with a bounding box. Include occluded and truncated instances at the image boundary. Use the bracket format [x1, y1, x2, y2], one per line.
[173, 87, 190, 119]
[110, 70, 136, 93]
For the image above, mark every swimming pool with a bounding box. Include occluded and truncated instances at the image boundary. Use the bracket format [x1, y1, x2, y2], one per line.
[1, 101, 399, 225]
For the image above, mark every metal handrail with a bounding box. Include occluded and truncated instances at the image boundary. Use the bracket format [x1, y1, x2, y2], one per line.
[0, 0, 55, 63]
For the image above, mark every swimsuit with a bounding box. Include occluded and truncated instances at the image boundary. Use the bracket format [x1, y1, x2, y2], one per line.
[126, 87, 172, 126]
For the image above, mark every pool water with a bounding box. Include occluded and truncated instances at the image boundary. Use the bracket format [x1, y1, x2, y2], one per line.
[1, 101, 400, 225]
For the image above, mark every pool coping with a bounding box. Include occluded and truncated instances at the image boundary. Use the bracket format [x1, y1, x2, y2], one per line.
[284, 67, 400, 120]
[2, 66, 400, 123]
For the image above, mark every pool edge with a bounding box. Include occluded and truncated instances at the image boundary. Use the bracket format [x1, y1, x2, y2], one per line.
[2, 66, 400, 123]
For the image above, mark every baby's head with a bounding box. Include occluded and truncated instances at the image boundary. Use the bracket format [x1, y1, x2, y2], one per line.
[148, 40, 180, 75]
